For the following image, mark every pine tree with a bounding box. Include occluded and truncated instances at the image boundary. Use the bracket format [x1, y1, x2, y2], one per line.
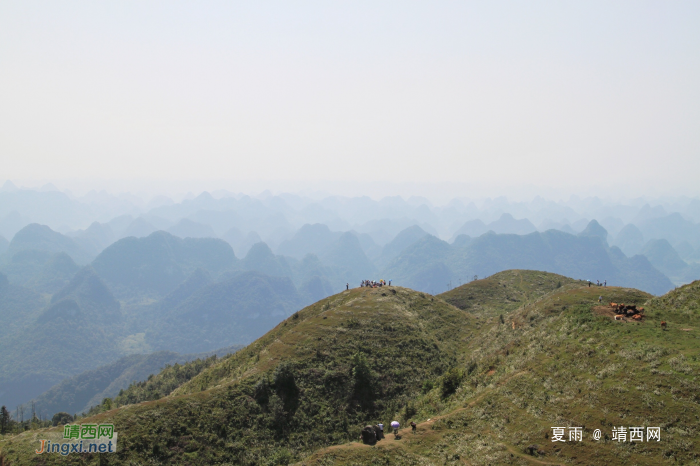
[0, 405, 10, 434]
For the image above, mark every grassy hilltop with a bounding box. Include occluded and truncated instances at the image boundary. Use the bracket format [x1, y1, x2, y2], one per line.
[1, 270, 699, 465]
[304, 275, 700, 465]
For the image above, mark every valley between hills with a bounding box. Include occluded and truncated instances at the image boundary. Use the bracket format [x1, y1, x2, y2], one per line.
[1, 270, 698, 465]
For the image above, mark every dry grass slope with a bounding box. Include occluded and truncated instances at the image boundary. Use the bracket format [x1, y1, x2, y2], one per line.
[440, 270, 580, 318]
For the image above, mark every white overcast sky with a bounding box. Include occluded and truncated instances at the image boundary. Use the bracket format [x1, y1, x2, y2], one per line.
[1, 1, 699, 198]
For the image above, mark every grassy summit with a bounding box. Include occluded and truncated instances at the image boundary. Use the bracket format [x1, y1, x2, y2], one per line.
[1, 272, 698, 465]
[439, 269, 579, 318]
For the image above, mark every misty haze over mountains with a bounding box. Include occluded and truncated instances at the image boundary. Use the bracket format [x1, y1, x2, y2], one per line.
[1, 179, 699, 415]
[2, 3, 700, 462]
[2, 179, 700, 288]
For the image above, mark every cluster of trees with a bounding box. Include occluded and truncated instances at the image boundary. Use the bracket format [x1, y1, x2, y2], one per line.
[0, 403, 71, 435]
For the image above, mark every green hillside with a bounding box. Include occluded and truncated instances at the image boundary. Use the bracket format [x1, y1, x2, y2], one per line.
[439, 269, 579, 317]
[0, 262, 309, 413]
[2, 272, 698, 465]
[108, 354, 221, 409]
[0, 286, 475, 464]
[22, 352, 186, 417]
[24, 345, 243, 417]
[303, 282, 698, 465]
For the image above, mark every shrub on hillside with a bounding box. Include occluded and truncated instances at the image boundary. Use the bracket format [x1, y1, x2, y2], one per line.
[51, 412, 73, 426]
[441, 367, 463, 398]
[254, 377, 272, 405]
[273, 363, 299, 413]
[351, 352, 374, 410]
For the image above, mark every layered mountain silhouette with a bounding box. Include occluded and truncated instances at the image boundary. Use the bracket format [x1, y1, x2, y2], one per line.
[92, 231, 237, 298]
[23, 252, 80, 294]
[5, 223, 93, 264]
[146, 271, 303, 353]
[1, 197, 697, 421]
[0, 211, 31, 241]
[384, 221, 673, 295]
[638, 213, 700, 249]
[641, 238, 700, 285]
[320, 232, 377, 283]
[23, 345, 241, 417]
[0, 267, 125, 411]
[276, 223, 342, 259]
[67, 221, 116, 257]
[614, 223, 646, 256]
[122, 217, 157, 238]
[450, 213, 537, 241]
[167, 218, 217, 239]
[374, 225, 429, 270]
[675, 240, 696, 261]
[577, 218, 608, 239]
[241, 242, 293, 278]
[0, 271, 45, 341]
[222, 228, 262, 257]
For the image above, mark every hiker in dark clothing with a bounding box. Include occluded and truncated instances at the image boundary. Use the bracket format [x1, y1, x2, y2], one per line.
[411, 421, 416, 432]
[346, 283, 349, 290]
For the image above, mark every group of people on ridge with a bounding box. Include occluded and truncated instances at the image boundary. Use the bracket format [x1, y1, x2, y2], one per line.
[361, 279, 390, 288]
[360, 420, 417, 445]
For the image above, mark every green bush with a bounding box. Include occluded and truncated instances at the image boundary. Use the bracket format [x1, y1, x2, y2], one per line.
[441, 367, 463, 398]
[273, 363, 299, 413]
[351, 352, 374, 409]
[254, 377, 271, 405]
[51, 412, 73, 426]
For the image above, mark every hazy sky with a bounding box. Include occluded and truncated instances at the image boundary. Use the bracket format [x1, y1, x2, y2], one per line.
[1, 1, 699, 198]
